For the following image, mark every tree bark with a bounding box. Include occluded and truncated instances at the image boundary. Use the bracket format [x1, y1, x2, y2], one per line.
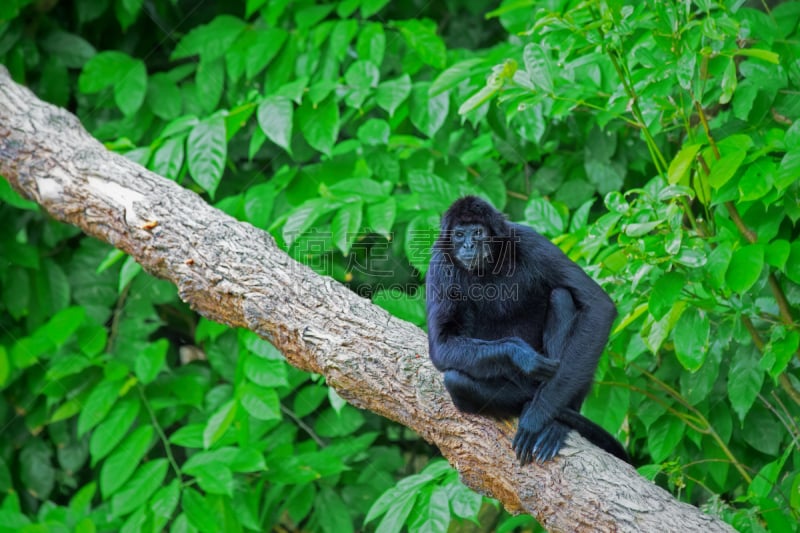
[0, 67, 733, 532]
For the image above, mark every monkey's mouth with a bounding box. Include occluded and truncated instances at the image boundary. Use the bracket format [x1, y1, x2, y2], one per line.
[462, 254, 481, 269]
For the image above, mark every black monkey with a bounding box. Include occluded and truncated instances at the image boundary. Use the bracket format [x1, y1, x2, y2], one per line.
[426, 196, 629, 464]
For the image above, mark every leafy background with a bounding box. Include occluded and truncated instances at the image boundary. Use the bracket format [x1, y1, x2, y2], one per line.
[1, 0, 799, 531]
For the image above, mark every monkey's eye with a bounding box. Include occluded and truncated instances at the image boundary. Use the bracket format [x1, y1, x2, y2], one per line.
[455, 231, 464, 239]
[474, 228, 483, 237]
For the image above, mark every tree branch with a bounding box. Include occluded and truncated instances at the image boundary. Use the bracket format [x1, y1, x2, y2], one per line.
[0, 67, 733, 532]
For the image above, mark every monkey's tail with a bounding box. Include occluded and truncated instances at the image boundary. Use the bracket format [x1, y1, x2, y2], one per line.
[556, 409, 631, 464]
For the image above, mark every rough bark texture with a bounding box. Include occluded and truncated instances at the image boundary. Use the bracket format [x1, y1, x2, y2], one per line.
[0, 66, 733, 532]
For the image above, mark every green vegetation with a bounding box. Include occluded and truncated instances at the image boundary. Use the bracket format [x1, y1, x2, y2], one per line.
[1, 0, 799, 531]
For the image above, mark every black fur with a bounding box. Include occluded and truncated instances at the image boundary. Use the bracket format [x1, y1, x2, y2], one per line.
[426, 196, 629, 464]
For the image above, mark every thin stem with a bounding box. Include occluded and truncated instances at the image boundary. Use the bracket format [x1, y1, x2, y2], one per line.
[138, 385, 183, 479]
[280, 404, 325, 447]
[694, 100, 799, 364]
[628, 363, 752, 484]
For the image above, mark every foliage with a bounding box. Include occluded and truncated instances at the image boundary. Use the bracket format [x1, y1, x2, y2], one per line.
[1, 0, 799, 531]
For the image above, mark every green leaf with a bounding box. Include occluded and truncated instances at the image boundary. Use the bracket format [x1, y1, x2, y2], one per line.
[150, 480, 181, 521]
[707, 150, 746, 189]
[0, 179, 38, 210]
[776, 148, 800, 191]
[735, 48, 780, 64]
[447, 481, 482, 520]
[407, 171, 458, 211]
[187, 462, 234, 496]
[648, 272, 686, 320]
[376, 74, 412, 116]
[648, 415, 684, 463]
[397, 19, 446, 69]
[743, 405, 782, 456]
[569, 200, 594, 232]
[784, 241, 800, 284]
[182, 488, 220, 533]
[244, 182, 277, 229]
[410, 486, 450, 532]
[297, 95, 339, 156]
[291, 386, 326, 420]
[90, 397, 140, 465]
[644, 301, 686, 354]
[366, 198, 396, 238]
[430, 59, 486, 97]
[20, 440, 55, 501]
[172, 15, 247, 61]
[357, 119, 390, 146]
[239, 384, 281, 421]
[49, 398, 82, 423]
[329, 19, 358, 61]
[331, 201, 363, 255]
[673, 307, 709, 371]
[523, 42, 554, 93]
[727, 347, 763, 422]
[738, 159, 774, 201]
[376, 490, 417, 533]
[356, 22, 385, 66]
[119, 255, 142, 292]
[116, 0, 143, 31]
[315, 487, 354, 533]
[344, 60, 380, 108]
[231, 448, 267, 473]
[40, 31, 96, 68]
[203, 400, 237, 449]
[410, 83, 449, 138]
[257, 95, 293, 153]
[135, 338, 167, 384]
[314, 406, 365, 438]
[764, 329, 799, 378]
[720, 58, 737, 105]
[624, 220, 662, 237]
[187, 117, 227, 197]
[328, 388, 347, 415]
[585, 159, 624, 195]
[405, 213, 440, 276]
[458, 83, 499, 116]
[282, 198, 340, 246]
[100, 425, 154, 498]
[114, 58, 147, 116]
[195, 57, 224, 113]
[78, 379, 123, 436]
[765, 239, 790, 270]
[366, 486, 398, 524]
[110, 459, 168, 518]
[79, 51, 130, 93]
[725, 244, 764, 293]
[243, 28, 288, 79]
[169, 424, 205, 448]
[524, 197, 564, 237]
[361, 0, 389, 17]
[243, 355, 288, 388]
[667, 143, 701, 184]
[11, 332, 51, 369]
[151, 136, 185, 181]
[36, 57, 66, 107]
[0, 346, 8, 388]
[705, 242, 732, 289]
[40, 306, 85, 347]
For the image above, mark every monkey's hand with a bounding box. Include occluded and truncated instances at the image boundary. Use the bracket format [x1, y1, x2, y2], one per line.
[513, 402, 568, 464]
[506, 338, 559, 379]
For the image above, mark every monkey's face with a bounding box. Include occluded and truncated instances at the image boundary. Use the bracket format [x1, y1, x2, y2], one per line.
[450, 223, 492, 271]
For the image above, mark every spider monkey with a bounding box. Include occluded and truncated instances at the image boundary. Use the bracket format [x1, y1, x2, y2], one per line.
[426, 196, 629, 464]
